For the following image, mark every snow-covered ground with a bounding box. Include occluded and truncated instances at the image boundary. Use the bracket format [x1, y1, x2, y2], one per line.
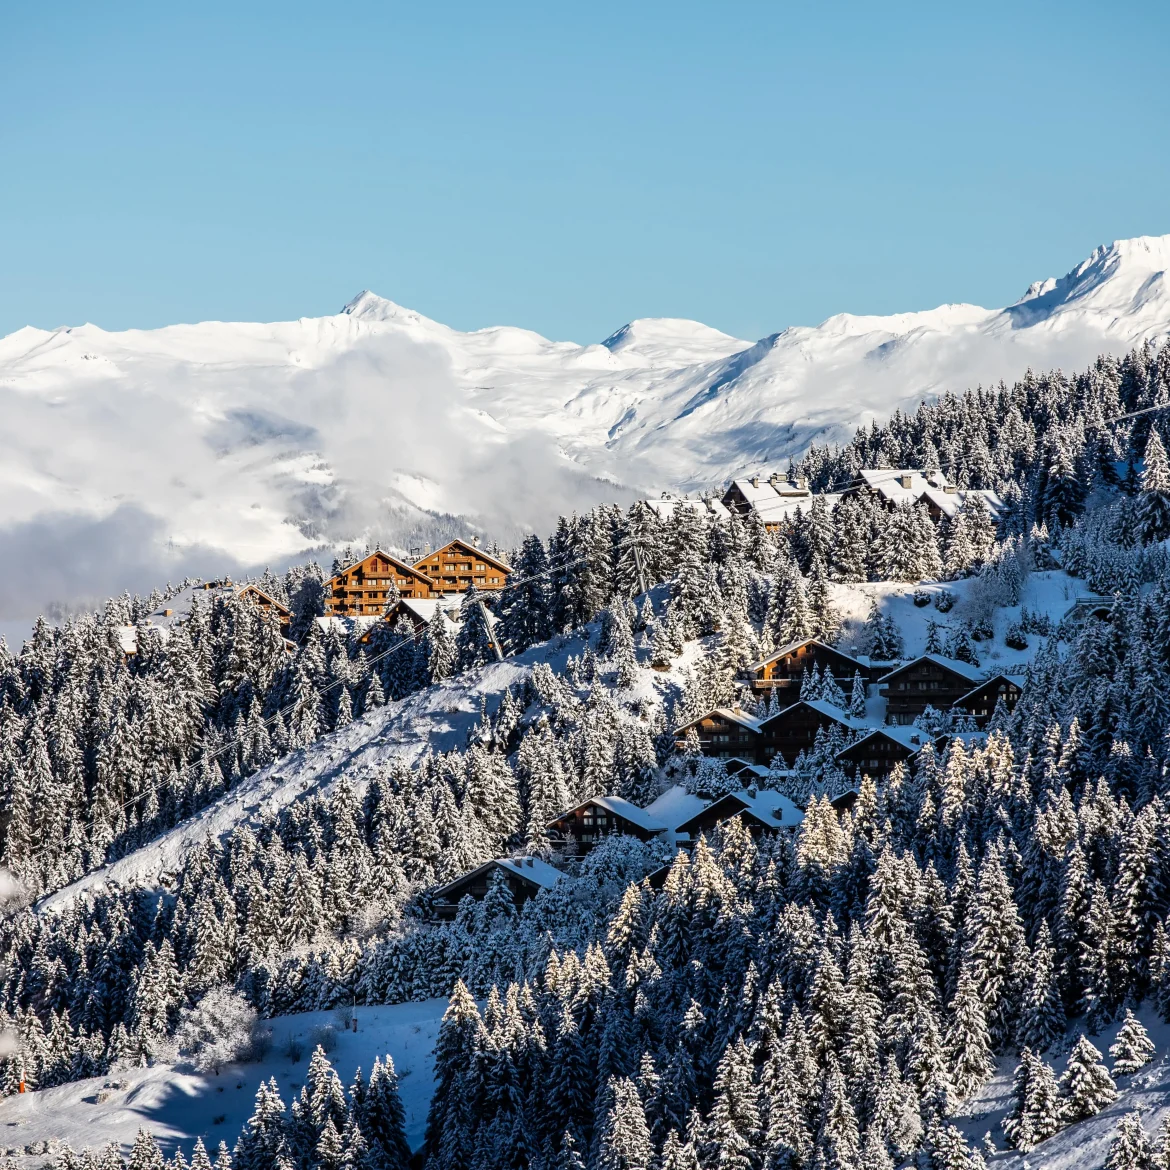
[0, 235, 1168, 618]
[0, 1000, 446, 1159]
[951, 1008, 1170, 1167]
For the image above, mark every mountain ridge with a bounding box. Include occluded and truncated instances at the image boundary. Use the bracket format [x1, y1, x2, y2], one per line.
[0, 234, 1168, 618]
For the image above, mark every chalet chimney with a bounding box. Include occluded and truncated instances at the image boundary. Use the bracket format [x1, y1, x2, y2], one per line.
[796, 476, 808, 491]
[944, 485, 958, 494]
[768, 472, 781, 485]
[525, 857, 534, 867]
[899, 474, 913, 489]
[750, 476, 760, 488]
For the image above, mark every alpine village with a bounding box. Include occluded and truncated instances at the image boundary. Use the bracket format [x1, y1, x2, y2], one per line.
[10, 347, 1170, 1170]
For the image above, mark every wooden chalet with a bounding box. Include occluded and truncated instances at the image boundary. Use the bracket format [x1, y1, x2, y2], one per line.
[674, 788, 804, 840]
[744, 638, 871, 695]
[835, 726, 929, 778]
[235, 584, 292, 631]
[412, 540, 511, 595]
[721, 474, 812, 529]
[431, 856, 569, 920]
[757, 699, 861, 765]
[829, 789, 860, 814]
[673, 708, 763, 763]
[546, 796, 667, 856]
[879, 654, 985, 726]
[325, 550, 438, 617]
[841, 468, 1002, 524]
[952, 674, 1022, 727]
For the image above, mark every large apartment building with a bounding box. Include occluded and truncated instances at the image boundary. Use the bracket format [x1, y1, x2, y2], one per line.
[411, 540, 511, 594]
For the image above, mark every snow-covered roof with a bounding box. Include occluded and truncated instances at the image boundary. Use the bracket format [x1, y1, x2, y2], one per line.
[674, 706, 762, 736]
[548, 795, 667, 833]
[759, 698, 864, 732]
[839, 725, 931, 754]
[677, 787, 805, 833]
[855, 468, 949, 500]
[116, 624, 173, 655]
[644, 495, 731, 522]
[391, 596, 464, 630]
[917, 485, 1004, 519]
[952, 674, 1019, 707]
[881, 653, 985, 684]
[733, 788, 805, 829]
[747, 638, 865, 672]
[493, 856, 568, 890]
[645, 785, 710, 831]
[433, 855, 570, 901]
[727, 475, 808, 503]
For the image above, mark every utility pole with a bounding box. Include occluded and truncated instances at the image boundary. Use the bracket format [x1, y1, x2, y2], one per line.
[631, 541, 648, 597]
[478, 597, 505, 661]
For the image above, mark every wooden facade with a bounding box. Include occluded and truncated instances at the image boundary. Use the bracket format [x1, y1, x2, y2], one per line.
[236, 585, 292, 631]
[674, 709, 763, 763]
[674, 790, 802, 840]
[325, 550, 438, 617]
[879, 655, 984, 726]
[757, 700, 857, 765]
[835, 728, 926, 778]
[431, 857, 564, 920]
[952, 675, 1022, 727]
[745, 639, 869, 694]
[412, 540, 511, 595]
[545, 797, 666, 856]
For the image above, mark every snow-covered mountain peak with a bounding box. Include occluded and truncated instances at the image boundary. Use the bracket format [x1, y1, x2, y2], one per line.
[340, 290, 434, 327]
[1, 234, 1169, 618]
[1009, 233, 1170, 326]
[601, 317, 750, 366]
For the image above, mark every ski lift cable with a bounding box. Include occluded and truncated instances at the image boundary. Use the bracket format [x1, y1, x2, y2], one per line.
[1103, 402, 1170, 425]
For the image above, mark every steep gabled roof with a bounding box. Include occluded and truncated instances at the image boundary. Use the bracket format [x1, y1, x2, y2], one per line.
[757, 698, 863, 733]
[952, 673, 1020, 708]
[416, 539, 512, 575]
[327, 549, 437, 590]
[643, 495, 731, 522]
[645, 785, 710, 831]
[235, 584, 292, 617]
[673, 706, 762, 736]
[747, 638, 867, 673]
[879, 653, 984, 685]
[433, 856, 569, 902]
[835, 725, 930, 757]
[676, 787, 805, 834]
[547, 795, 667, 833]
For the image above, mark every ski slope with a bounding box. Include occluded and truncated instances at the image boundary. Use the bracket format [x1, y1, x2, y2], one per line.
[0, 235, 1168, 618]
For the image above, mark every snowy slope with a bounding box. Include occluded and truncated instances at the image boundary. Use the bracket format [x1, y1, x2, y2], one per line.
[38, 570, 1080, 915]
[37, 608, 705, 912]
[1, 235, 1169, 617]
[950, 1007, 1170, 1167]
[0, 1000, 446, 1158]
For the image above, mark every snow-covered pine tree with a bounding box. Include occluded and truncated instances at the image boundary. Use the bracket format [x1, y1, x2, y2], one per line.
[1060, 1034, 1118, 1122]
[1105, 1111, 1155, 1170]
[1110, 1009, 1155, 1077]
[1137, 428, 1170, 544]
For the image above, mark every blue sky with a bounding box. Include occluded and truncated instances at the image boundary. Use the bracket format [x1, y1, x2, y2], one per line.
[2, 1, 1168, 343]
